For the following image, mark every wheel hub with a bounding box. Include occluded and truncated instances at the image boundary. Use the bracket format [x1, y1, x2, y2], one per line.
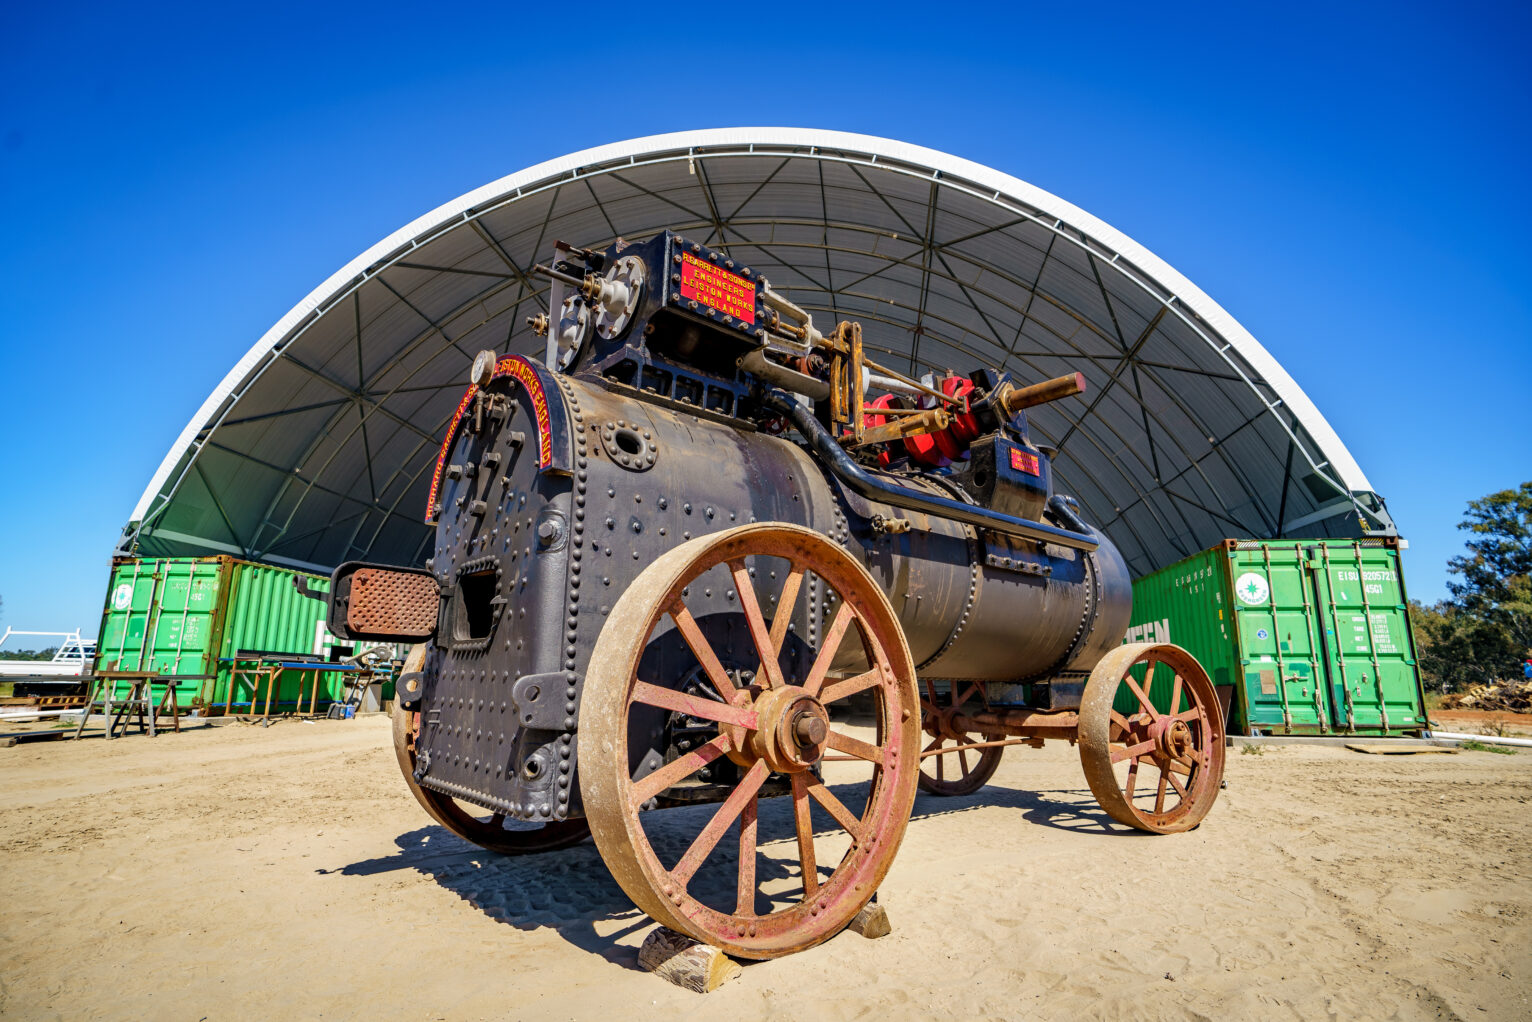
[748, 686, 830, 772]
[1150, 714, 1193, 762]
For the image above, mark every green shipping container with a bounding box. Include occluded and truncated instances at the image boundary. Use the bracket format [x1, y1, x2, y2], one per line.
[1125, 538, 1428, 737]
[94, 555, 343, 712]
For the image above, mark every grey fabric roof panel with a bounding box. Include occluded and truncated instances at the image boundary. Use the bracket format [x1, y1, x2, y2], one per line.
[123, 128, 1393, 577]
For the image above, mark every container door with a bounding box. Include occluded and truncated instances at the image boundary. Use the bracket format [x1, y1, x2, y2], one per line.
[97, 563, 160, 673]
[144, 560, 222, 702]
[1228, 544, 1328, 733]
[1310, 544, 1424, 733]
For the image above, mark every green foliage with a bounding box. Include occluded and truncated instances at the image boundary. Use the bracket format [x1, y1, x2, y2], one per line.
[1458, 739, 1518, 755]
[1412, 482, 1532, 692]
[0, 647, 61, 662]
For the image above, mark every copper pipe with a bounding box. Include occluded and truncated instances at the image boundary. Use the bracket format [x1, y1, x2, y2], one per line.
[1000, 373, 1087, 415]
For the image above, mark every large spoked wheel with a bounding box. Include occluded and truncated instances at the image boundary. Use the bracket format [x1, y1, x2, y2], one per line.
[391, 645, 590, 855]
[580, 523, 921, 959]
[1078, 642, 1225, 834]
[916, 680, 1004, 796]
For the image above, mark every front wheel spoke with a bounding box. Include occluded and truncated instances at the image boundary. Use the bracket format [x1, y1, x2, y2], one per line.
[767, 567, 804, 657]
[1124, 759, 1139, 800]
[803, 775, 863, 841]
[1111, 738, 1156, 764]
[1169, 674, 1184, 716]
[802, 603, 855, 698]
[736, 794, 758, 916]
[672, 760, 768, 887]
[729, 561, 786, 690]
[1175, 707, 1207, 724]
[631, 733, 734, 805]
[1154, 773, 1168, 814]
[1166, 757, 1193, 777]
[669, 602, 740, 704]
[790, 774, 818, 896]
[819, 668, 882, 705]
[1166, 771, 1189, 799]
[631, 680, 756, 729]
[825, 729, 885, 766]
[1108, 710, 1133, 742]
[1123, 675, 1160, 720]
[958, 747, 970, 774]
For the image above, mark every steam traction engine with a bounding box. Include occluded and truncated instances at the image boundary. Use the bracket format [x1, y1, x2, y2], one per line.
[328, 231, 1226, 958]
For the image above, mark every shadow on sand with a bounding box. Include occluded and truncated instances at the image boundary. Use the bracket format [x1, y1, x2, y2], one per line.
[323, 779, 1130, 970]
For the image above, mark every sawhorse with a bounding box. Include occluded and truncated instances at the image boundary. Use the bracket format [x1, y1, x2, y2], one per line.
[72, 674, 183, 739]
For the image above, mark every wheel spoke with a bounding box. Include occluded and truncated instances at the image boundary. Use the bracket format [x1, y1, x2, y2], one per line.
[936, 751, 945, 780]
[730, 560, 786, 690]
[1108, 710, 1132, 742]
[1169, 674, 1184, 716]
[1166, 770, 1189, 799]
[736, 794, 758, 916]
[819, 667, 882, 705]
[790, 773, 818, 896]
[630, 733, 734, 806]
[1154, 772, 1168, 814]
[1111, 738, 1156, 764]
[671, 760, 768, 887]
[669, 602, 741, 704]
[802, 603, 855, 697]
[958, 747, 970, 774]
[632, 680, 757, 729]
[825, 729, 885, 766]
[766, 567, 804, 657]
[1175, 707, 1206, 724]
[1123, 674, 1160, 720]
[923, 734, 943, 754]
[802, 774, 863, 841]
[1124, 759, 1139, 801]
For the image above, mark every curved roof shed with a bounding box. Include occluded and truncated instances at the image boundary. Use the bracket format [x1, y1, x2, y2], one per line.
[121, 128, 1394, 578]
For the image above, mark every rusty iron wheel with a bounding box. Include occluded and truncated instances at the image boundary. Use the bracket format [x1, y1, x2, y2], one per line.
[391, 645, 590, 855]
[1078, 642, 1225, 834]
[916, 681, 1003, 796]
[579, 523, 920, 959]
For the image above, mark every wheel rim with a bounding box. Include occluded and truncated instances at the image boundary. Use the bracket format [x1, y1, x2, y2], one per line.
[391, 645, 589, 855]
[579, 524, 920, 959]
[917, 680, 1003, 796]
[1078, 643, 1225, 834]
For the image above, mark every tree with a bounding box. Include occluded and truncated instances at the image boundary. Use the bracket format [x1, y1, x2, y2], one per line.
[1415, 482, 1532, 690]
[1447, 482, 1532, 657]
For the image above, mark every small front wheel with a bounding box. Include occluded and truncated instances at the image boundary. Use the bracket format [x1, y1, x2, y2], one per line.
[1077, 642, 1225, 833]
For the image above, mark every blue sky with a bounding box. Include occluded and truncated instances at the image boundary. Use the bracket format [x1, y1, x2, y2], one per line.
[1, 2, 1528, 639]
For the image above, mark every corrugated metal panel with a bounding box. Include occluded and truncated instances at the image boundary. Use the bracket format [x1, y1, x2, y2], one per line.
[94, 556, 337, 711]
[1125, 539, 1426, 736]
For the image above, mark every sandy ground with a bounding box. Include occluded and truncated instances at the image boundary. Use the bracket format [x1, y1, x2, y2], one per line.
[3, 716, 1530, 1021]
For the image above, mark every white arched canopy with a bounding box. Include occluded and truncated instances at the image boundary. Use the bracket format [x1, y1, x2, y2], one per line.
[122, 129, 1394, 578]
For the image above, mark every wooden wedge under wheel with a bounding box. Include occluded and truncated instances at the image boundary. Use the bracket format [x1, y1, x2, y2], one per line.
[579, 523, 921, 959]
[1077, 642, 1225, 833]
[392, 645, 590, 854]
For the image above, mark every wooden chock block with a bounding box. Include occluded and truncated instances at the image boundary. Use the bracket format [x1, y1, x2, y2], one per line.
[847, 899, 892, 939]
[637, 927, 742, 993]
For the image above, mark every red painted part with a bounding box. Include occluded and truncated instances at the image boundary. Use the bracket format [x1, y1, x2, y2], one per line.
[902, 375, 979, 468]
[862, 394, 900, 468]
[424, 355, 553, 522]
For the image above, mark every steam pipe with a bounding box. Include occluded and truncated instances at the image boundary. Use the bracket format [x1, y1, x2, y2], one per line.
[758, 388, 1099, 551]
